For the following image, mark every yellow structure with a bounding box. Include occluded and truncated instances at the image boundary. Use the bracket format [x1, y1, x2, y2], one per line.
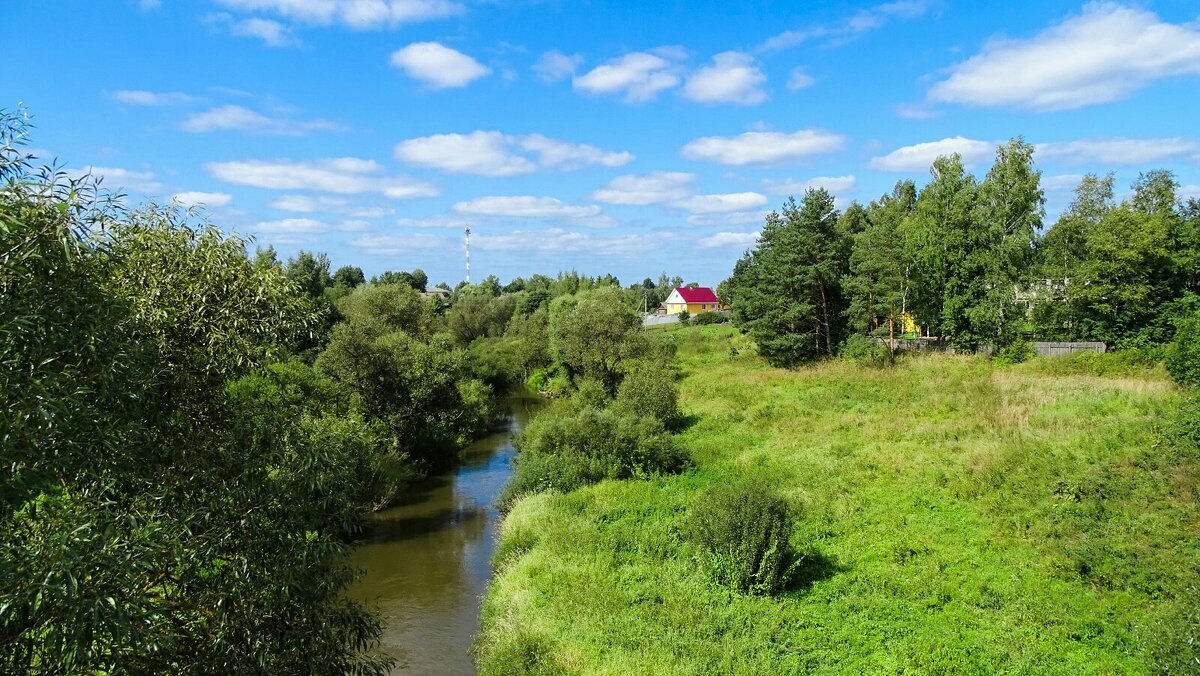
[664, 287, 722, 315]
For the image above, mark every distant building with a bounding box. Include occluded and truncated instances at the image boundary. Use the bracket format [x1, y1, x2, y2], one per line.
[422, 287, 450, 300]
[664, 287, 723, 315]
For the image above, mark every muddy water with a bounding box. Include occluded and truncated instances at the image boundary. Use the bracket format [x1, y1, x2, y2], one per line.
[349, 397, 540, 674]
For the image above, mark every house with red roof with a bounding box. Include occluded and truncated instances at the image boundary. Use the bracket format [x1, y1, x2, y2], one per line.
[664, 286, 723, 315]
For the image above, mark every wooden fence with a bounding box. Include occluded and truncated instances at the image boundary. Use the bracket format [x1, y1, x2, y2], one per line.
[1032, 341, 1106, 357]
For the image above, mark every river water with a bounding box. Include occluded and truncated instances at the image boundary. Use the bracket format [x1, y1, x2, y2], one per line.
[349, 397, 540, 674]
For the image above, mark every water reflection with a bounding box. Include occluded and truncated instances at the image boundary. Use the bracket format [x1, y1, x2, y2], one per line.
[350, 397, 539, 674]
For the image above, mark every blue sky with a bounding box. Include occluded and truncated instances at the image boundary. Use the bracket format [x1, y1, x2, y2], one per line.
[6, 1, 1200, 287]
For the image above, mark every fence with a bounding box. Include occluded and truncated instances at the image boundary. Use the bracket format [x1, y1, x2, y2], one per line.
[642, 314, 680, 327]
[1032, 341, 1106, 357]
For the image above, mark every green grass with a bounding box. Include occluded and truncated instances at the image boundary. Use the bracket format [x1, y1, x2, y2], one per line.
[477, 326, 1200, 674]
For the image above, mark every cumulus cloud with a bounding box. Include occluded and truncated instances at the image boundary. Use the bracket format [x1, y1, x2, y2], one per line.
[681, 129, 846, 166]
[181, 105, 343, 135]
[254, 218, 329, 233]
[682, 51, 767, 105]
[213, 0, 461, 28]
[759, 0, 931, 51]
[393, 131, 632, 176]
[699, 231, 760, 248]
[173, 191, 233, 208]
[269, 194, 394, 217]
[573, 48, 684, 103]
[394, 214, 474, 228]
[762, 175, 856, 195]
[390, 42, 491, 88]
[672, 192, 768, 214]
[474, 228, 666, 256]
[71, 166, 163, 193]
[452, 195, 602, 220]
[226, 16, 300, 47]
[590, 172, 697, 205]
[868, 136, 995, 172]
[206, 158, 439, 198]
[534, 50, 583, 83]
[928, 4, 1200, 111]
[111, 90, 195, 106]
[349, 233, 447, 254]
[1035, 137, 1200, 166]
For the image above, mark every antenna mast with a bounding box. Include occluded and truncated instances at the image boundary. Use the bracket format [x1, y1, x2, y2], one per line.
[464, 225, 471, 284]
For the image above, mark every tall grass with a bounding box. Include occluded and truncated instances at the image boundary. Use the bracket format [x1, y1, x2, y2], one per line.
[478, 326, 1199, 673]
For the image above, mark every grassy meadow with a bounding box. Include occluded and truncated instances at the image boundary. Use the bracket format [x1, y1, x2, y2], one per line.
[477, 326, 1199, 674]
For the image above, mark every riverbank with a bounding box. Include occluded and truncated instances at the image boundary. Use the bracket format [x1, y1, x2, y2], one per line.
[351, 396, 542, 673]
[477, 326, 1200, 673]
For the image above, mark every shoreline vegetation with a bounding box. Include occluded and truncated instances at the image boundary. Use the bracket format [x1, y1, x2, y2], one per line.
[478, 326, 1200, 673]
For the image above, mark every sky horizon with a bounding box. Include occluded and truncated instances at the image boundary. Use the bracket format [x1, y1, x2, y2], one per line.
[6, 0, 1200, 287]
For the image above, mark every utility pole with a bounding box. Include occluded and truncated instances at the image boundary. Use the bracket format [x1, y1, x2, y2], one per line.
[464, 225, 471, 284]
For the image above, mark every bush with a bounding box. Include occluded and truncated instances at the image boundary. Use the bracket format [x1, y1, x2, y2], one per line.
[497, 408, 687, 509]
[685, 477, 797, 595]
[692, 311, 729, 326]
[677, 310, 690, 324]
[614, 363, 679, 425]
[1020, 350, 1160, 378]
[840, 333, 888, 367]
[1166, 310, 1200, 389]
[995, 339, 1036, 366]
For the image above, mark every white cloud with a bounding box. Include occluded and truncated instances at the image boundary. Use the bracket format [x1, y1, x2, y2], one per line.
[227, 17, 299, 47]
[573, 49, 683, 103]
[1182, 184, 1200, 200]
[336, 219, 373, 231]
[393, 130, 632, 176]
[173, 191, 233, 207]
[213, 0, 462, 28]
[759, 0, 931, 51]
[254, 217, 329, 233]
[394, 215, 474, 228]
[269, 194, 395, 217]
[762, 175, 856, 195]
[112, 90, 195, 106]
[590, 172, 696, 205]
[699, 231, 760, 248]
[672, 192, 768, 214]
[390, 42, 490, 88]
[681, 129, 847, 166]
[868, 136, 995, 172]
[206, 158, 439, 198]
[1035, 137, 1200, 166]
[474, 228, 666, 256]
[682, 51, 767, 105]
[534, 50, 582, 83]
[1042, 174, 1086, 192]
[895, 102, 940, 119]
[349, 233, 447, 255]
[71, 166, 163, 193]
[181, 105, 343, 135]
[787, 69, 815, 91]
[139, 0, 161, 10]
[453, 195, 602, 220]
[928, 4, 1200, 111]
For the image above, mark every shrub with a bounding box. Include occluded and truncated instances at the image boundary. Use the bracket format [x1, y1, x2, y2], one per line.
[614, 363, 679, 425]
[692, 311, 729, 326]
[685, 477, 796, 595]
[572, 377, 611, 410]
[497, 408, 687, 509]
[840, 333, 888, 367]
[995, 339, 1036, 365]
[1166, 310, 1200, 389]
[677, 310, 691, 324]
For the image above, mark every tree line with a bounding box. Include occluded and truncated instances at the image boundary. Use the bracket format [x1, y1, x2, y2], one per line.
[725, 139, 1200, 367]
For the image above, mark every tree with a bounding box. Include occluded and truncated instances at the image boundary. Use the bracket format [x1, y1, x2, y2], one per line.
[548, 287, 642, 389]
[844, 182, 915, 361]
[333, 264, 365, 289]
[730, 190, 845, 367]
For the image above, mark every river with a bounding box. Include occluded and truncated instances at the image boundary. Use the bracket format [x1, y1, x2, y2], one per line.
[349, 396, 540, 674]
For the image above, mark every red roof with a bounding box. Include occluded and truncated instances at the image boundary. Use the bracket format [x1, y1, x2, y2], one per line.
[674, 286, 719, 303]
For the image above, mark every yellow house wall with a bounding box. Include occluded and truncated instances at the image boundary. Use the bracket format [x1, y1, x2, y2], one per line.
[666, 302, 717, 315]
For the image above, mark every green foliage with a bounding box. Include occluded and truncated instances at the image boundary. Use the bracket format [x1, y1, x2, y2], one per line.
[1166, 308, 1200, 389]
[840, 333, 888, 367]
[677, 310, 690, 324]
[691, 310, 729, 325]
[614, 362, 679, 425]
[446, 291, 517, 345]
[497, 407, 687, 510]
[730, 190, 846, 367]
[995, 339, 1036, 366]
[548, 286, 643, 388]
[336, 283, 429, 337]
[685, 477, 797, 595]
